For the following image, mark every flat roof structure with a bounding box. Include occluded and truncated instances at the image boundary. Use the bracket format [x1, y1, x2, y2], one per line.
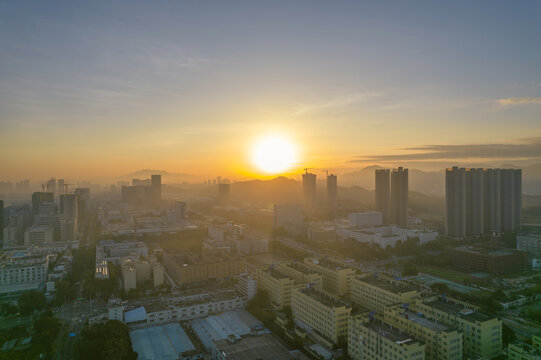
[124, 306, 147, 323]
[213, 333, 308, 360]
[364, 319, 419, 344]
[424, 299, 493, 322]
[189, 309, 265, 351]
[129, 323, 197, 360]
[298, 287, 349, 308]
[356, 276, 418, 294]
[402, 310, 450, 331]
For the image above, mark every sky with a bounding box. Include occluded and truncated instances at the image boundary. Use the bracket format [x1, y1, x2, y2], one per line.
[1, 1, 541, 181]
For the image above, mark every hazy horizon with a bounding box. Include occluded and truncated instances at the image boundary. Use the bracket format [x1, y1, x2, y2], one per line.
[2, 1, 541, 180]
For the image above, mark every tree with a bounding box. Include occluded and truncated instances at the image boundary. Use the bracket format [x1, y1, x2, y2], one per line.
[18, 290, 47, 315]
[502, 323, 516, 346]
[32, 311, 61, 356]
[79, 320, 137, 360]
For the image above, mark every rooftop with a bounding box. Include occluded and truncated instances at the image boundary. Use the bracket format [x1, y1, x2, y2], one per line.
[364, 319, 419, 344]
[308, 257, 347, 271]
[356, 275, 418, 294]
[424, 299, 493, 322]
[401, 310, 450, 332]
[213, 333, 308, 360]
[284, 262, 317, 275]
[130, 323, 196, 360]
[299, 287, 349, 309]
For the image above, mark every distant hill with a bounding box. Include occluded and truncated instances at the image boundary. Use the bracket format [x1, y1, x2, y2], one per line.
[341, 164, 541, 195]
[116, 169, 195, 182]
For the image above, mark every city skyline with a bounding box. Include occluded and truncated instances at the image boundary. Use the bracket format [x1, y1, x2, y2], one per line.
[2, 1, 541, 180]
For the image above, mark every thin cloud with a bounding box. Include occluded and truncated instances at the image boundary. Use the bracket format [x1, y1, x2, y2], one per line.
[353, 137, 541, 162]
[498, 97, 541, 106]
[293, 92, 381, 116]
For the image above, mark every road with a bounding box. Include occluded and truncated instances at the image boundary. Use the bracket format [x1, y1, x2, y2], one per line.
[53, 207, 100, 360]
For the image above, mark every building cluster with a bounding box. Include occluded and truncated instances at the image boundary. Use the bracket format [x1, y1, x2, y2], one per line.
[120, 174, 161, 208]
[301, 170, 337, 213]
[254, 256, 503, 360]
[517, 233, 541, 268]
[0, 245, 73, 295]
[376, 167, 409, 227]
[162, 248, 243, 285]
[204, 223, 269, 256]
[2, 182, 89, 249]
[448, 246, 528, 275]
[445, 167, 522, 237]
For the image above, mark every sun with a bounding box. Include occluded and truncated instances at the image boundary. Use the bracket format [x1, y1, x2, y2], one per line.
[252, 135, 297, 174]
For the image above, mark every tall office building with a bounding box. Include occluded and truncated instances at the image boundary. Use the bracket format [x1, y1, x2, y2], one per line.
[391, 167, 408, 227]
[60, 194, 77, 220]
[0, 200, 3, 246]
[57, 179, 65, 194]
[375, 169, 391, 225]
[484, 168, 501, 232]
[46, 178, 56, 194]
[501, 169, 522, 231]
[75, 188, 90, 223]
[446, 167, 466, 237]
[31, 192, 54, 220]
[151, 174, 161, 207]
[302, 172, 317, 213]
[218, 183, 230, 206]
[15, 180, 30, 194]
[174, 201, 186, 221]
[60, 194, 78, 241]
[446, 167, 521, 237]
[326, 173, 337, 213]
[466, 168, 484, 235]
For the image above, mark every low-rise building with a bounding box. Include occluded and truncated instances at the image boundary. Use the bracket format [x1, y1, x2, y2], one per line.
[278, 262, 323, 289]
[508, 333, 541, 360]
[348, 212, 382, 228]
[163, 250, 243, 284]
[0, 251, 49, 293]
[291, 286, 351, 347]
[415, 296, 502, 359]
[236, 272, 257, 300]
[449, 246, 528, 275]
[153, 263, 164, 287]
[303, 257, 355, 296]
[384, 303, 462, 360]
[24, 225, 54, 246]
[257, 267, 297, 309]
[122, 260, 137, 291]
[350, 275, 421, 314]
[348, 316, 425, 360]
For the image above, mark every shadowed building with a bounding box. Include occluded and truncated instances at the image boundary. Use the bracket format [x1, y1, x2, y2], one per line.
[391, 167, 408, 227]
[327, 173, 337, 213]
[302, 172, 316, 213]
[218, 183, 230, 206]
[446, 167, 521, 237]
[375, 169, 391, 225]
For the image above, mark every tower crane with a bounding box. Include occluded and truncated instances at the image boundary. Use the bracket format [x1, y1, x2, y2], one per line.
[303, 168, 312, 174]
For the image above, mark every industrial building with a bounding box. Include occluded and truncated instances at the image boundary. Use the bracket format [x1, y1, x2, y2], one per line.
[348, 316, 425, 360]
[414, 296, 502, 359]
[303, 257, 355, 296]
[350, 275, 421, 314]
[291, 287, 351, 347]
[129, 323, 200, 360]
